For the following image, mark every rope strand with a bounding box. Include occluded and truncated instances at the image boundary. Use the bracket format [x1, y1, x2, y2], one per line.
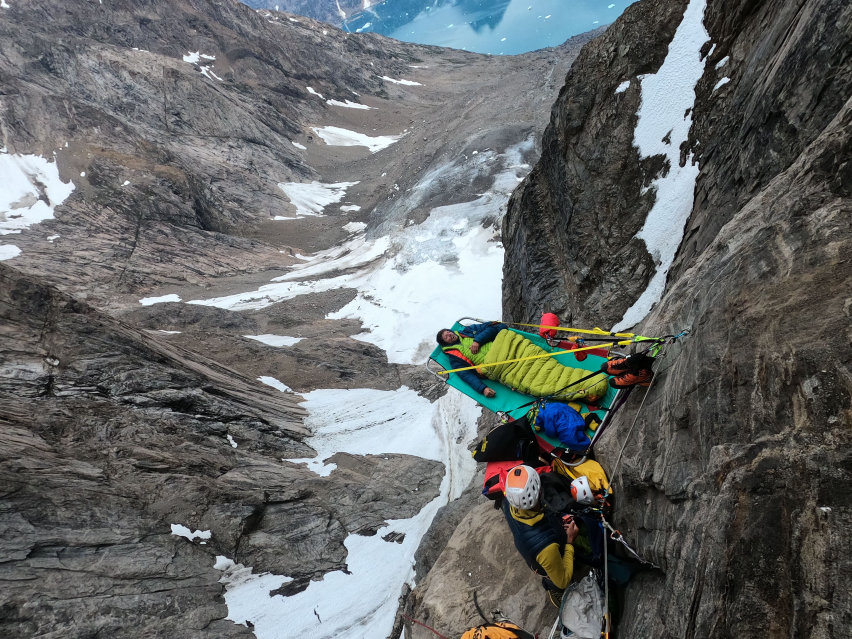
[401, 614, 450, 639]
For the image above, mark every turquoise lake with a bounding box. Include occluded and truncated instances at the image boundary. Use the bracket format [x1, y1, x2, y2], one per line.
[342, 0, 635, 55]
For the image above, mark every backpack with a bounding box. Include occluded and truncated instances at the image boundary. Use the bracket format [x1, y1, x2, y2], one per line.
[471, 415, 537, 464]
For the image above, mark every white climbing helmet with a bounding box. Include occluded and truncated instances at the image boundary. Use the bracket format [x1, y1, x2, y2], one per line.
[504, 465, 541, 510]
[571, 476, 595, 505]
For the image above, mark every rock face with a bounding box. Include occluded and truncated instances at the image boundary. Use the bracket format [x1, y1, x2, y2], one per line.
[461, 0, 849, 637]
[0, 0, 599, 636]
[240, 0, 363, 24]
[0, 263, 448, 638]
[3, 0, 848, 636]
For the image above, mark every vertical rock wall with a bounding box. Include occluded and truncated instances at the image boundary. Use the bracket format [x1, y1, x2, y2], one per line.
[501, 0, 851, 636]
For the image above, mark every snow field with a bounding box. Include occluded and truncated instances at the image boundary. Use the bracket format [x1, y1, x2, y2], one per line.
[277, 180, 359, 217]
[214, 390, 481, 638]
[0, 148, 75, 260]
[311, 126, 403, 153]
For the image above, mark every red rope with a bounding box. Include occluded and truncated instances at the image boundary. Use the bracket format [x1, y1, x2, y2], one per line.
[401, 613, 450, 639]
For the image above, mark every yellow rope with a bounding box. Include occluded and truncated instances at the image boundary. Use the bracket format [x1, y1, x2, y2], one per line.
[513, 322, 637, 339]
[437, 341, 628, 375]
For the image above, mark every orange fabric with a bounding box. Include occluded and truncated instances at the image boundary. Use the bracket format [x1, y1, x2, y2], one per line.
[459, 621, 527, 639]
[443, 348, 474, 367]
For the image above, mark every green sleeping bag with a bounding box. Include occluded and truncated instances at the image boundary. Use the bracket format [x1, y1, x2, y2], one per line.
[482, 329, 609, 401]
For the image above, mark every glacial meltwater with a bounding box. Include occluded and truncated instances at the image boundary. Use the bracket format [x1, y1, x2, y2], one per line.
[343, 0, 635, 55]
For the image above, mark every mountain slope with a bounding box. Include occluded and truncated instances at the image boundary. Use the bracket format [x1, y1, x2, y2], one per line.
[0, 0, 600, 636]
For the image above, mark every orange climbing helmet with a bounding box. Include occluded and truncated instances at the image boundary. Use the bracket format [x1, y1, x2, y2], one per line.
[504, 464, 541, 509]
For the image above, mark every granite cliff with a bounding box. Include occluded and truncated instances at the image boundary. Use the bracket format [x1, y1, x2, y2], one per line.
[408, 0, 850, 636]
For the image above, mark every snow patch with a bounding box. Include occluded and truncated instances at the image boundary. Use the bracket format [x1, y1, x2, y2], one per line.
[613, 0, 709, 331]
[277, 180, 359, 217]
[171, 524, 212, 544]
[0, 244, 21, 260]
[327, 99, 373, 110]
[380, 76, 422, 86]
[258, 376, 292, 393]
[311, 126, 403, 153]
[343, 221, 366, 233]
[712, 77, 730, 92]
[244, 334, 303, 347]
[291, 141, 307, 150]
[200, 67, 223, 81]
[226, 434, 238, 448]
[340, 204, 361, 212]
[306, 86, 325, 99]
[715, 55, 729, 69]
[139, 294, 181, 306]
[615, 80, 630, 94]
[1, 148, 75, 237]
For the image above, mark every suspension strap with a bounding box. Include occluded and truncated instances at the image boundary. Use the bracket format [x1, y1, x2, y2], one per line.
[601, 517, 661, 569]
[603, 513, 611, 639]
[512, 322, 639, 339]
